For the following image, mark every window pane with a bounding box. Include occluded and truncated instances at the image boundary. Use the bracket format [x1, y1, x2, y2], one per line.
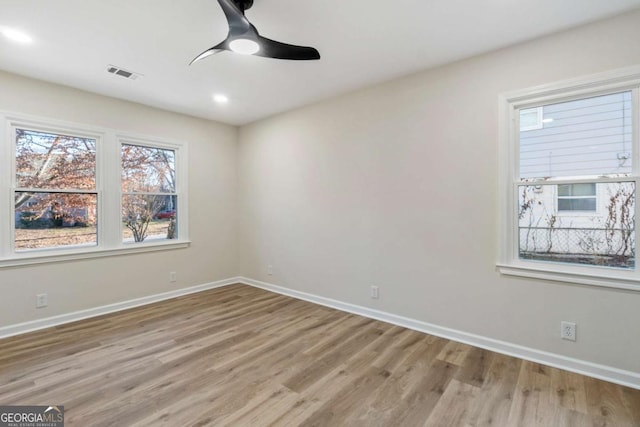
[558, 198, 596, 211]
[14, 192, 97, 251]
[15, 129, 96, 190]
[520, 108, 541, 130]
[519, 91, 633, 180]
[518, 182, 635, 268]
[122, 144, 176, 193]
[558, 183, 597, 197]
[558, 184, 570, 196]
[122, 194, 177, 243]
[558, 183, 596, 198]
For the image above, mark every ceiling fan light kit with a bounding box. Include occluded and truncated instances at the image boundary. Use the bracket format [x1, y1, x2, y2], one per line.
[191, 0, 320, 64]
[229, 38, 260, 55]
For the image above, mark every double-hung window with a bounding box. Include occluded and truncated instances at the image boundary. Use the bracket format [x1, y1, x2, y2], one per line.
[0, 115, 188, 267]
[499, 67, 640, 289]
[121, 142, 178, 243]
[13, 127, 98, 251]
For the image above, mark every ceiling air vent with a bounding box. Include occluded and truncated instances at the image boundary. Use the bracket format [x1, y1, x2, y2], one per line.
[106, 65, 142, 80]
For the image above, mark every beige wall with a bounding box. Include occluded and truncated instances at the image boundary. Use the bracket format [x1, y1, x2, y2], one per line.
[238, 11, 640, 373]
[0, 71, 238, 326]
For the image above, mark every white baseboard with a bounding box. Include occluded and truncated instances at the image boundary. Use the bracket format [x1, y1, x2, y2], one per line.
[0, 277, 241, 340]
[238, 277, 640, 390]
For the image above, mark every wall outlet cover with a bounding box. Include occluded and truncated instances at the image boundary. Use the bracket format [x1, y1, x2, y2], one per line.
[561, 321, 577, 341]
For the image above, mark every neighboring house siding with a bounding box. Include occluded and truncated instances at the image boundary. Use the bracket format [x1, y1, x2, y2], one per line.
[520, 91, 632, 180]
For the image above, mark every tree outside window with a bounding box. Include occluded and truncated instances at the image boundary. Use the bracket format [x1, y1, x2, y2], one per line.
[14, 129, 97, 251]
[121, 144, 177, 243]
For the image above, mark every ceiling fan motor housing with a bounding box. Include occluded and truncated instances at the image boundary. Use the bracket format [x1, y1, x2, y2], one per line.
[232, 0, 253, 11]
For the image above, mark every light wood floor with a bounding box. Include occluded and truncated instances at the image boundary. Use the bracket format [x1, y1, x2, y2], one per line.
[1, 284, 638, 426]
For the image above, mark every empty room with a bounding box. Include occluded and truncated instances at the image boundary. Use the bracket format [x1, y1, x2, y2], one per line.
[1, 0, 640, 425]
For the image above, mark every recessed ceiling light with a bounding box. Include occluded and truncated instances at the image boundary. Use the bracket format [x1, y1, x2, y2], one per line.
[213, 94, 229, 104]
[1, 27, 32, 44]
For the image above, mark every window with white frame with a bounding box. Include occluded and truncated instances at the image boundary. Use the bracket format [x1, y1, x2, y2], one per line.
[0, 115, 188, 267]
[499, 68, 640, 289]
[13, 128, 98, 251]
[121, 143, 178, 243]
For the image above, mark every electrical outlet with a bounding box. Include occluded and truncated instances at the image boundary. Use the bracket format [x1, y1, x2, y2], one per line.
[370, 286, 379, 299]
[36, 293, 48, 308]
[267, 264, 273, 275]
[169, 272, 177, 283]
[561, 321, 576, 341]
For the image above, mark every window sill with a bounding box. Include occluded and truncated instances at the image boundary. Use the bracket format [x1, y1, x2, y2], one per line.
[0, 240, 191, 269]
[497, 262, 640, 291]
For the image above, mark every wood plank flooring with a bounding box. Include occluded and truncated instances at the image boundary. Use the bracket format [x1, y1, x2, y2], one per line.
[0, 284, 638, 426]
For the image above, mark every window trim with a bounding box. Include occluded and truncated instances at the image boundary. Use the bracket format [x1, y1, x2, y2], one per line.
[0, 113, 190, 269]
[498, 65, 640, 290]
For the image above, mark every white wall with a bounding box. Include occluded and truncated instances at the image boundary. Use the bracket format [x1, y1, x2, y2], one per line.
[0, 71, 238, 326]
[238, 11, 640, 373]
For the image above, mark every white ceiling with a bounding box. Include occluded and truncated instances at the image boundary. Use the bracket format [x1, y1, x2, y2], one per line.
[1, 0, 639, 126]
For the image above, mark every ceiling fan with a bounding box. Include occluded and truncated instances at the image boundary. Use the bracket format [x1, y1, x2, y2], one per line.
[190, 0, 320, 64]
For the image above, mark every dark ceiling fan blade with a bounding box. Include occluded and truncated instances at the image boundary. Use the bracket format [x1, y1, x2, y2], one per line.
[189, 41, 228, 65]
[255, 35, 320, 60]
[217, 0, 252, 35]
[190, 47, 224, 65]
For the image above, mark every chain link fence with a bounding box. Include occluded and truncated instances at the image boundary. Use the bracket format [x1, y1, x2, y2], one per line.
[519, 226, 635, 268]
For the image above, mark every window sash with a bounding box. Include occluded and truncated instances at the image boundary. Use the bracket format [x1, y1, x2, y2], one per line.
[120, 142, 177, 193]
[516, 91, 635, 181]
[511, 177, 637, 258]
[121, 196, 178, 243]
[15, 129, 97, 192]
[13, 190, 99, 252]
